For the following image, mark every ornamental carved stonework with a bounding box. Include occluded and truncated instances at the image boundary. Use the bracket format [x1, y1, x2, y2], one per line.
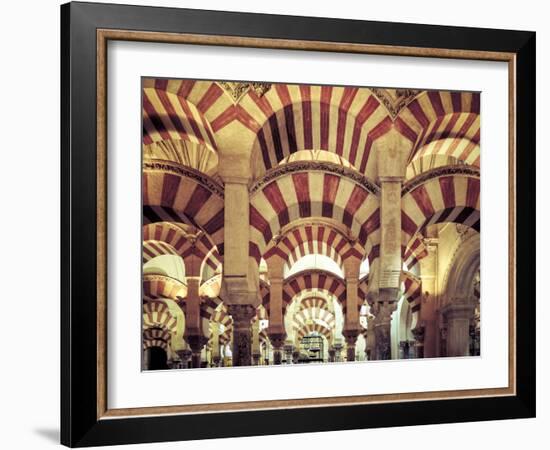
[227, 304, 257, 325]
[218, 81, 272, 104]
[371, 88, 421, 119]
[268, 332, 286, 349]
[143, 160, 225, 198]
[401, 165, 480, 195]
[250, 160, 380, 195]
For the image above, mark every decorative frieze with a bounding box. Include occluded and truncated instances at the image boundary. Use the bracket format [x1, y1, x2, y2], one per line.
[218, 81, 271, 104]
[250, 160, 380, 195]
[143, 159, 225, 198]
[402, 165, 480, 195]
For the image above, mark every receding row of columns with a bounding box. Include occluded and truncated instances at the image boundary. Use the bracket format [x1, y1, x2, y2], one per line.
[145, 298, 477, 369]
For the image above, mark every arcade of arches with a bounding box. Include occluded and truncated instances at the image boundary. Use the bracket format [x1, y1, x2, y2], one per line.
[141, 79, 481, 370]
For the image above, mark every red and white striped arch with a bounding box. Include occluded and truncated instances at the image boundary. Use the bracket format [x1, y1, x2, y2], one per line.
[142, 273, 187, 302]
[142, 327, 171, 351]
[142, 80, 218, 153]
[401, 167, 480, 246]
[401, 272, 422, 312]
[412, 137, 480, 170]
[293, 307, 336, 337]
[283, 269, 346, 308]
[247, 84, 391, 179]
[142, 339, 169, 352]
[402, 234, 428, 275]
[298, 296, 330, 312]
[295, 322, 333, 341]
[143, 222, 221, 276]
[142, 240, 179, 264]
[143, 79, 242, 133]
[142, 301, 179, 334]
[398, 91, 480, 162]
[143, 161, 224, 254]
[249, 166, 380, 263]
[263, 223, 364, 273]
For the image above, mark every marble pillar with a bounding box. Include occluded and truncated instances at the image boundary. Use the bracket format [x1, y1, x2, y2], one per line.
[268, 332, 286, 365]
[187, 335, 208, 368]
[333, 343, 343, 362]
[228, 304, 256, 366]
[266, 256, 286, 366]
[443, 303, 475, 357]
[372, 299, 397, 360]
[343, 330, 358, 362]
[411, 323, 425, 359]
[183, 277, 208, 368]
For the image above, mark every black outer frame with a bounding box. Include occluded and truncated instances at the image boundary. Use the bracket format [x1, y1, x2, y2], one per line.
[60, 1, 536, 447]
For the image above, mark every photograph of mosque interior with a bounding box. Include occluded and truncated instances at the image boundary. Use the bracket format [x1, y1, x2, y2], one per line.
[141, 78, 481, 370]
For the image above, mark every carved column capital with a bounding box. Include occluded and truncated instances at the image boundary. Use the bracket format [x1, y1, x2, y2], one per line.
[342, 329, 359, 345]
[228, 304, 257, 326]
[186, 335, 209, 353]
[372, 301, 397, 326]
[267, 332, 286, 349]
[441, 302, 475, 321]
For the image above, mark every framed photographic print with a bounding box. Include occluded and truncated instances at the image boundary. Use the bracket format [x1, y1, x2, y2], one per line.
[61, 1, 536, 447]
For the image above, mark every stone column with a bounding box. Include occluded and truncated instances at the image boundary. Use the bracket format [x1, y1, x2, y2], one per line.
[418, 236, 439, 358]
[372, 298, 397, 360]
[266, 255, 286, 365]
[343, 256, 361, 363]
[228, 304, 256, 366]
[251, 318, 261, 365]
[176, 349, 192, 369]
[328, 348, 336, 363]
[373, 175, 403, 361]
[333, 343, 343, 362]
[442, 303, 475, 357]
[187, 335, 208, 368]
[220, 170, 259, 367]
[411, 323, 425, 358]
[222, 176, 251, 287]
[269, 332, 285, 365]
[210, 322, 221, 365]
[292, 350, 300, 364]
[183, 277, 208, 368]
[343, 330, 359, 362]
[365, 315, 376, 361]
[284, 344, 294, 364]
[372, 128, 411, 360]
